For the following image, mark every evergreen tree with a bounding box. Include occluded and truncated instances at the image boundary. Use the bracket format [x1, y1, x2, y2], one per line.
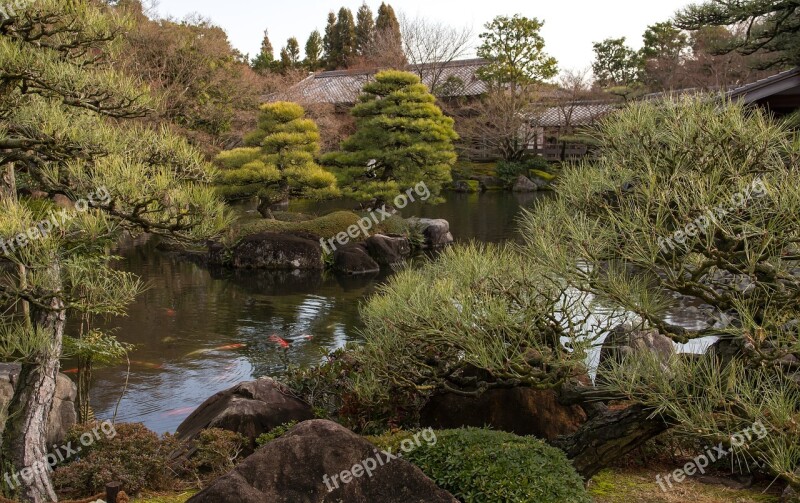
[641, 22, 690, 90]
[252, 28, 275, 72]
[322, 71, 457, 205]
[591, 37, 643, 88]
[305, 30, 323, 70]
[375, 2, 404, 63]
[0, 1, 225, 500]
[323, 11, 338, 69]
[476, 15, 558, 87]
[355, 3, 376, 57]
[333, 7, 357, 69]
[675, 0, 800, 68]
[215, 102, 338, 218]
[279, 37, 301, 70]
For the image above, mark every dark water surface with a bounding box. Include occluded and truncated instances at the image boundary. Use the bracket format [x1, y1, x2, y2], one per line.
[88, 192, 548, 433]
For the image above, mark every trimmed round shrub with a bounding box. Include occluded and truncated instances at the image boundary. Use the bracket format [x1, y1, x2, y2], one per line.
[372, 428, 591, 503]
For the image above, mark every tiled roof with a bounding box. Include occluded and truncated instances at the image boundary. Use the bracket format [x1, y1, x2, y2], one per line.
[282, 58, 490, 105]
[535, 102, 617, 128]
[726, 67, 800, 103]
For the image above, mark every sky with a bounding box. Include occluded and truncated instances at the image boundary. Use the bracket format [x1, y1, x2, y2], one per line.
[150, 0, 698, 73]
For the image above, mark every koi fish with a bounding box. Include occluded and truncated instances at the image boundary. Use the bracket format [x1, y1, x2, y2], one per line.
[62, 368, 79, 374]
[186, 343, 246, 357]
[269, 335, 290, 349]
[163, 308, 177, 317]
[131, 361, 164, 370]
[164, 406, 195, 417]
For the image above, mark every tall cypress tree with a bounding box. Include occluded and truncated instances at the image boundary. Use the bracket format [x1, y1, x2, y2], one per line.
[322, 11, 338, 70]
[333, 7, 357, 69]
[355, 3, 376, 57]
[252, 28, 275, 72]
[375, 3, 405, 65]
[305, 30, 324, 70]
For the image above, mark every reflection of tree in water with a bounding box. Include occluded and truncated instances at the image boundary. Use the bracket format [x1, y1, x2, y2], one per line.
[210, 267, 393, 377]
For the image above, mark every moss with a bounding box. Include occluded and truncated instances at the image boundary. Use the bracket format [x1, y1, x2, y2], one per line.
[589, 467, 781, 503]
[230, 210, 413, 246]
[530, 169, 556, 181]
[453, 161, 498, 178]
[133, 492, 196, 503]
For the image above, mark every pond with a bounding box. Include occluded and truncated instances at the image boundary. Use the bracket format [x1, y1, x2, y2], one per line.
[87, 192, 550, 433]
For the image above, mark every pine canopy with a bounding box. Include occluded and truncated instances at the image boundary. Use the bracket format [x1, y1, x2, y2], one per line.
[215, 102, 338, 215]
[323, 71, 457, 204]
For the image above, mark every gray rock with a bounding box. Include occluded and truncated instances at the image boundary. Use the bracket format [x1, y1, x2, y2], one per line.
[0, 363, 77, 446]
[409, 218, 454, 248]
[473, 175, 506, 191]
[210, 232, 323, 270]
[188, 419, 458, 503]
[597, 324, 676, 383]
[512, 175, 538, 192]
[176, 377, 314, 455]
[332, 243, 380, 275]
[364, 234, 411, 266]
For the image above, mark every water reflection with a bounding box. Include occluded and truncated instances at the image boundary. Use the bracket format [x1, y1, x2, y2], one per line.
[88, 192, 542, 433]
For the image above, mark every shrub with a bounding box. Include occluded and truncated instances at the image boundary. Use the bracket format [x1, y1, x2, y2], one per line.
[255, 421, 298, 447]
[372, 428, 591, 503]
[53, 423, 180, 498]
[496, 156, 550, 182]
[187, 428, 247, 483]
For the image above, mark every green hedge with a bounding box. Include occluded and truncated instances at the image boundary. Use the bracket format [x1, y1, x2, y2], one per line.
[370, 428, 591, 503]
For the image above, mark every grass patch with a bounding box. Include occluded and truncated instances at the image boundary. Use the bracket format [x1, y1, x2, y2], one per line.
[589, 468, 780, 503]
[133, 491, 197, 503]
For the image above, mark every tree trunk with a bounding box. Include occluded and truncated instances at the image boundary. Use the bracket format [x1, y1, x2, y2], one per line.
[2, 272, 65, 502]
[552, 403, 669, 480]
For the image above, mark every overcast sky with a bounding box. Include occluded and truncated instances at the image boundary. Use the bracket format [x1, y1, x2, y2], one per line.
[151, 0, 698, 73]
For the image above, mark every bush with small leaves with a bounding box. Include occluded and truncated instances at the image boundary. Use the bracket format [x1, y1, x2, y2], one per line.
[371, 428, 591, 503]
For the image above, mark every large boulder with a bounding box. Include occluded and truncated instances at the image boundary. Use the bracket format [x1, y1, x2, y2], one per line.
[420, 388, 586, 441]
[188, 420, 457, 503]
[451, 180, 480, 193]
[596, 324, 676, 384]
[364, 234, 411, 266]
[473, 175, 506, 191]
[0, 363, 77, 446]
[209, 232, 322, 270]
[175, 377, 314, 454]
[409, 218, 454, 249]
[332, 243, 380, 275]
[512, 175, 539, 192]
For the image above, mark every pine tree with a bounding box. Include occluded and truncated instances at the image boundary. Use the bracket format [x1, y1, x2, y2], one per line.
[676, 0, 800, 68]
[323, 11, 338, 70]
[279, 37, 301, 70]
[0, 1, 225, 500]
[333, 7, 357, 69]
[322, 71, 457, 205]
[252, 28, 275, 72]
[355, 3, 376, 57]
[215, 102, 338, 218]
[305, 30, 323, 70]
